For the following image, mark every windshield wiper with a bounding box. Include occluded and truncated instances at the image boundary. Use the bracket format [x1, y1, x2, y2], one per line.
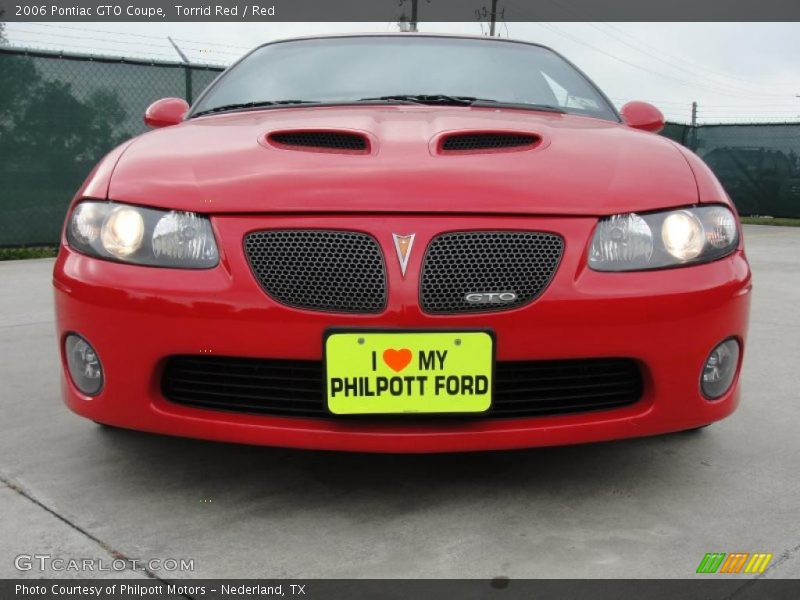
[359, 94, 483, 106]
[191, 97, 429, 117]
[358, 95, 567, 113]
[192, 99, 316, 117]
[193, 96, 569, 118]
[469, 99, 566, 113]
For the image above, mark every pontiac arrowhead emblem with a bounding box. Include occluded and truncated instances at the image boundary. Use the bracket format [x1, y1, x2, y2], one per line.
[392, 233, 416, 277]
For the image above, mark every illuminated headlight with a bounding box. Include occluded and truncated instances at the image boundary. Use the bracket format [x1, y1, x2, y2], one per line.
[67, 201, 219, 268]
[101, 206, 145, 258]
[662, 211, 704, 261]
[589, 206, 738, 271]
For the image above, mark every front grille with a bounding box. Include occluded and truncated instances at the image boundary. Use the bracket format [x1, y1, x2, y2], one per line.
[420, 231, 563, 314]
[162, 356, 642, 420]
[268, 131, 368, 152]
[440, 133, 539, 152]
[244, 230, 386, 313]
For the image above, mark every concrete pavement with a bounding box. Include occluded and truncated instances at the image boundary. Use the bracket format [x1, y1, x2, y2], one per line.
[1, 225, 798, 579]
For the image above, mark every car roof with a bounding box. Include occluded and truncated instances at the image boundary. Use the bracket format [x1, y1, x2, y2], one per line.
[252, 32, 555, 53]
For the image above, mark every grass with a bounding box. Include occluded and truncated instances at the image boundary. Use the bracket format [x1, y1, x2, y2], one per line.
[0, 246, 58, 261]
[740, 216, 800, 227]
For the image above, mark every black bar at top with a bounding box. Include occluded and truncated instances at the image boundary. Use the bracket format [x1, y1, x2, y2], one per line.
[0, 0, 799, 22]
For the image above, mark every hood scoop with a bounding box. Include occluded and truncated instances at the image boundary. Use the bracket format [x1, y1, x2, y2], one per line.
[439, 131, 541, 154]
[266, 130, 370, 154]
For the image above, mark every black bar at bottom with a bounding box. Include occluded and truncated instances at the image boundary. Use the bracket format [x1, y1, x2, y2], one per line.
[2, 579, 800, 600]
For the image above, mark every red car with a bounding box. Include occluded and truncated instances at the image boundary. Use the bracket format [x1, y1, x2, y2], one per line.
[54, 34, 751, 453]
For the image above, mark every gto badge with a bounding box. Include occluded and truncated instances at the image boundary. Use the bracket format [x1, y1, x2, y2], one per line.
[392, 233, 416, 277]
[465, 292, 518, 304]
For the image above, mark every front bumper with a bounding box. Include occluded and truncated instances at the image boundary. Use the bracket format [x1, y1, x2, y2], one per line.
[53, 214, 751, 453]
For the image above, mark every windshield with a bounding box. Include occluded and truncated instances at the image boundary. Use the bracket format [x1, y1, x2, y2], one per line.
[192, 36, 618, 121]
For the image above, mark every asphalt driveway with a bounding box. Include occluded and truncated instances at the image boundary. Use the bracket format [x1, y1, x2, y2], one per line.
[1, 224, 798, 579]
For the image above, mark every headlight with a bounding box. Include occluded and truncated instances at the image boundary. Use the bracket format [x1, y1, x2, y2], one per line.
[661, 211, 704, 261]
[589, 206, 738, 271]
[67, 201, 219, 268]
[101, 206, 145, 258]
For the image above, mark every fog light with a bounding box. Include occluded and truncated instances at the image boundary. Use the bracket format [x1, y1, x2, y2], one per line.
[701, 339, 740, 399]
[65, 334, 103, 396]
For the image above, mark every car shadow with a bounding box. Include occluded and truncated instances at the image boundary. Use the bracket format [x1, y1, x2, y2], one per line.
[92, 424, 712, 517]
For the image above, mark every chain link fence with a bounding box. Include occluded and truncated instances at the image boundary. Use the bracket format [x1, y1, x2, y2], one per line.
[661, 122, 800, 218]
[1, 47, 799, 247]
[0, 47, 222, 246]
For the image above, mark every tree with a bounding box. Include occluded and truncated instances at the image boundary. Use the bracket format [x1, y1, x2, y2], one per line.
[2, 76, 130, 188]
[0, 53, 131, 244]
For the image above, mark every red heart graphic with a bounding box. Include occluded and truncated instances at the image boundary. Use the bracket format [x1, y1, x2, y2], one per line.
[383, 348, 412, 373]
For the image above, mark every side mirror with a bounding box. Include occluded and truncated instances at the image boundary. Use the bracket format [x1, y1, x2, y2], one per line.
[144, 97, 189, 129]
[620, 101, 665, 134]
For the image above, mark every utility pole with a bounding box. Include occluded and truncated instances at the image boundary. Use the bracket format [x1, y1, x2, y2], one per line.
[0, 9, 7, 45]
[476, 1, 503, 36]
[691, 101, 698, 127]
[168, 37, 193, 104]
[489, 0, 499, 37]
[167, 36, 190, 63]
[398, 0, 419, 32]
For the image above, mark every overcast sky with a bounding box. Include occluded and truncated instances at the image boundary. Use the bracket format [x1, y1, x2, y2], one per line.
[4, 21, 800, 123]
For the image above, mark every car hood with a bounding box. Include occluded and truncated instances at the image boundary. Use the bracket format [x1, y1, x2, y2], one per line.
[108, 106, 698, 215]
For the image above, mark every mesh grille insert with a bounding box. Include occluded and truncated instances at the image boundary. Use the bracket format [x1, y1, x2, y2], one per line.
[162, 356, 642, 420]
[441, 133, 539, 152]
[244, 230, 386, 313]
[268, 131, 368, 152]
[420, 231, 563, 314]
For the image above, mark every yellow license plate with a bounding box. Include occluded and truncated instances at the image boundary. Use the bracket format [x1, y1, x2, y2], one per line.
[325, 331, 494, 415]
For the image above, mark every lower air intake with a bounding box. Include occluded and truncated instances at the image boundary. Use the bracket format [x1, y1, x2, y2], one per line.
[162, 356, 642, 420]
